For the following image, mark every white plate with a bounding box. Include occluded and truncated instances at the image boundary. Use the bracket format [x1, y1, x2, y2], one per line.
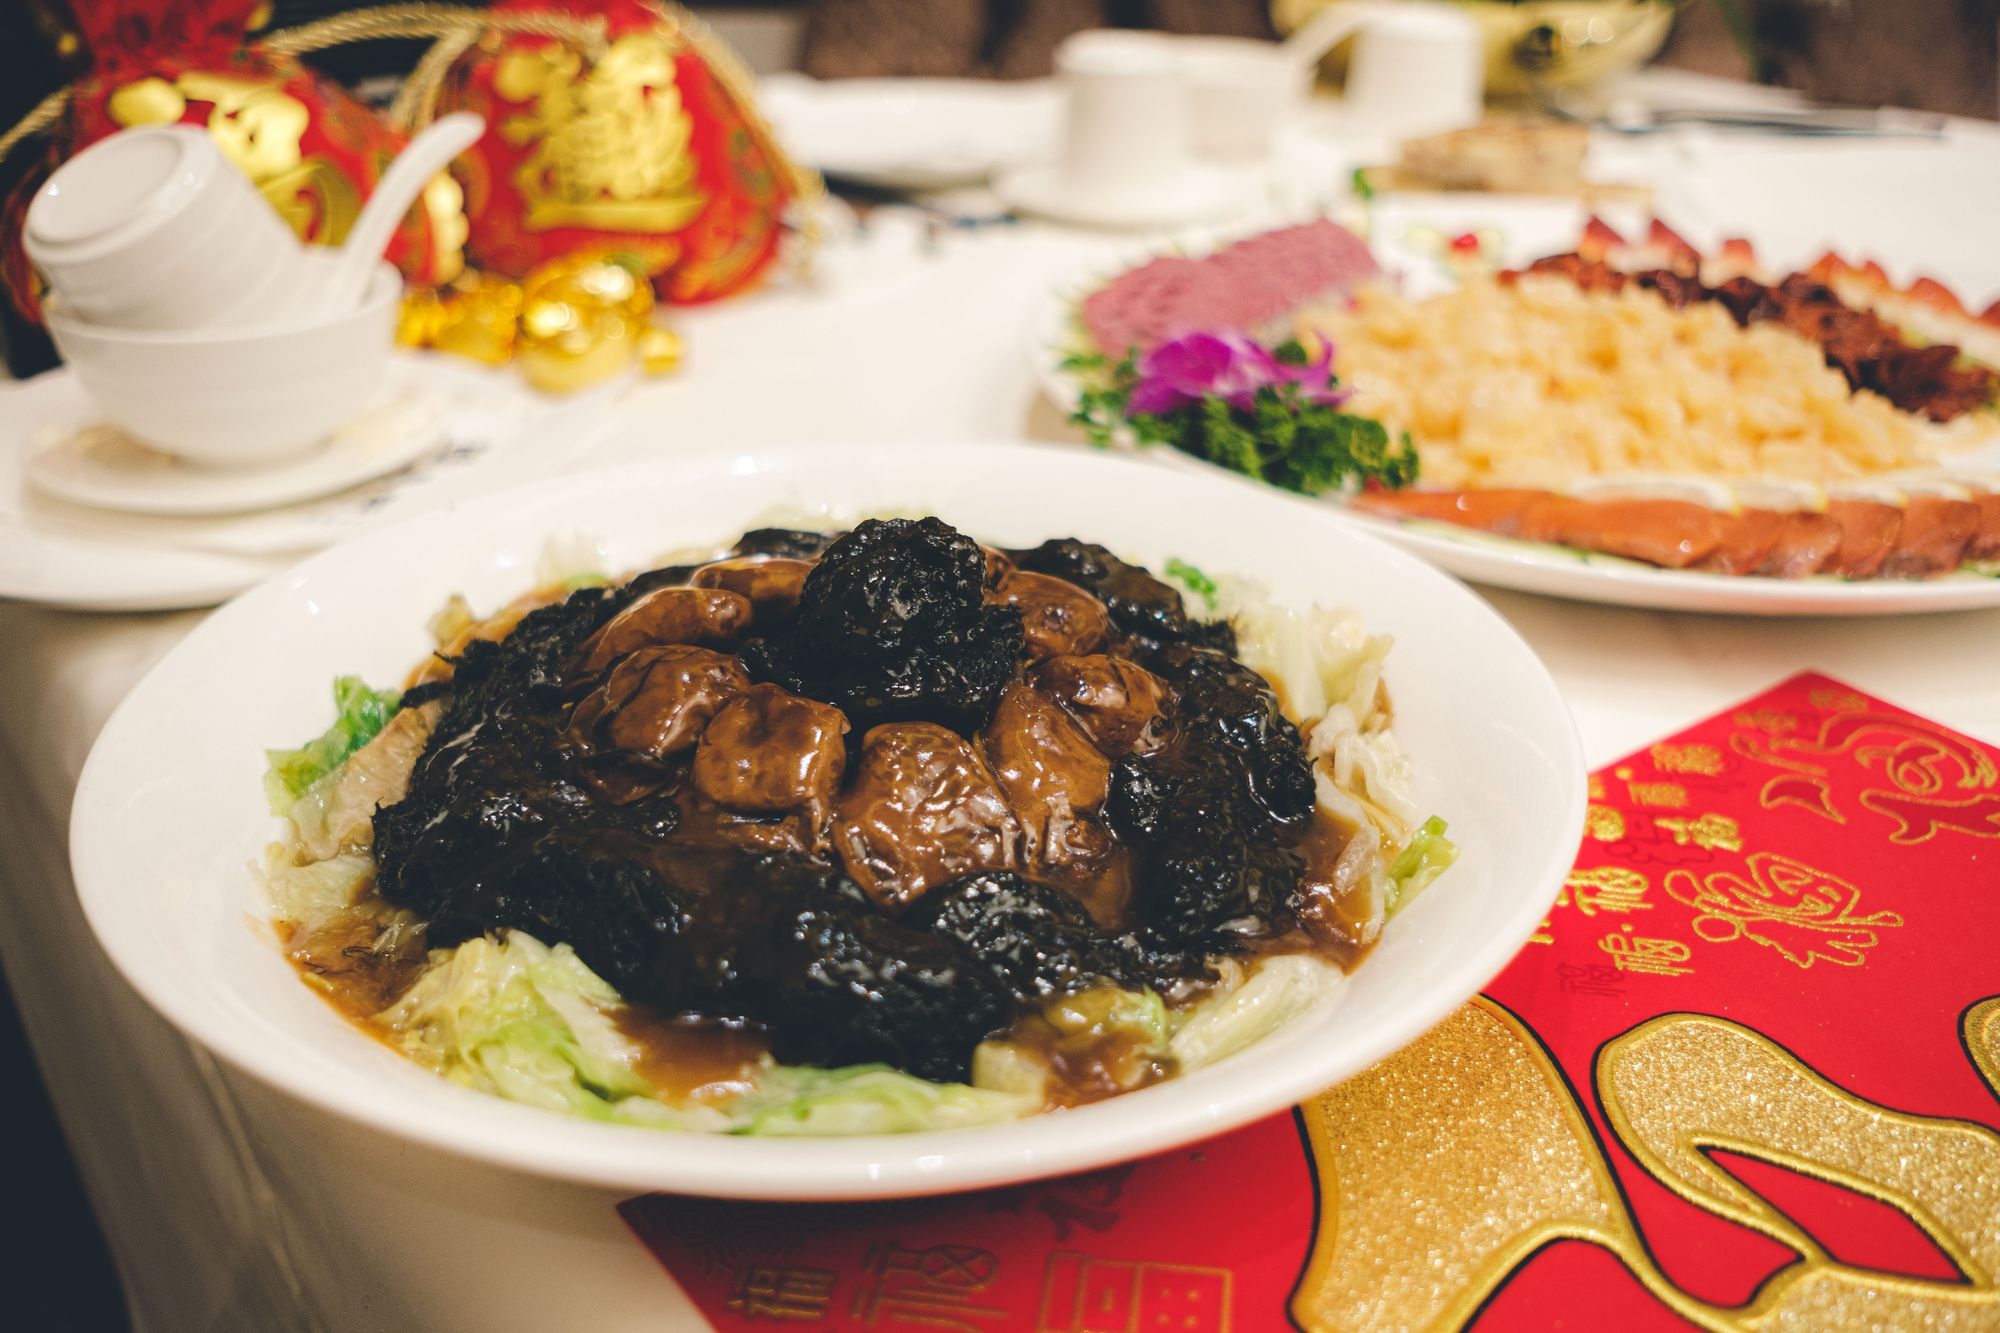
[995, 162, 1250, 231]
[759, 75, 1062, 191]
[26, 376, 447, 517]
[72, 442, 1584, 1199]
[1155, 449, 2000, 615]
[1028, 209, 2000, 617]
[0, 357, 619, 612]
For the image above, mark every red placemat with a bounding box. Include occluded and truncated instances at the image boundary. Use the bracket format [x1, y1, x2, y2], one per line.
[620, 671, 2000, 1331]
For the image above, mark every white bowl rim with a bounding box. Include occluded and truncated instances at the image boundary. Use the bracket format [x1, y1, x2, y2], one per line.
[43, 258, 401, 347]
[70, 441, 1587, 1199]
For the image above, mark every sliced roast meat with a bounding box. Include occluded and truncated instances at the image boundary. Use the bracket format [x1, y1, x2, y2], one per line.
[1516, 496, 1725, 568]
[1080, 219, 1380, 358]
[1358, 488, 1995, 582]
[1880, 496, 1981, 579]
[1695, 507, 1792, 575]
[1753, 511, 1845, 579]
[1968, 494, 2000, 562]
[1827, 500, 1904, 579]
[1351, 488, 1553, 535]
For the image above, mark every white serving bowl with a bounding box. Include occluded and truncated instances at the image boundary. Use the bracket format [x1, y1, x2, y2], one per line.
[44, 258, 401, 468]
[71, 442, 1584, 1199]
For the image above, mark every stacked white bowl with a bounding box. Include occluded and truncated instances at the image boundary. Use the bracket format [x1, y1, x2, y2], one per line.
[26, 125, 400, 468]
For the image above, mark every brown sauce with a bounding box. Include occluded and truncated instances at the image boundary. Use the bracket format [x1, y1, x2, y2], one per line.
[280, 912, 427, 1028]
[997, 991, 1175, 1109]
[1286, 815, 1380, 972]
[614, 1010, 770, 1107]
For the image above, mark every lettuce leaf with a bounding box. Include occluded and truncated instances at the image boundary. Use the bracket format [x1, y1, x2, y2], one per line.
[1168, 955, 1346, 1072]
[261, 847, 375, 924]
[265, 676, 401, 815]
[732, 1065, 1035, 1137]
[377, 930, 711, 1129]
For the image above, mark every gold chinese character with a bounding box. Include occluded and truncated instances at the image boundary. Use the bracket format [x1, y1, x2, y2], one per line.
[728, 1265, 835, 1321]
[495, 33, 707, 233]
[1291, 999, 2000, 1333]
[1599, 928, 1693, 976]
[1664, 852, 1901, 968]
[1584, 803, 1626, 841]
[1649, 743, 1723, 776]
[852, 1243, 1006, 1331]
[1039, 1253, 1233, 1333]
[1809, 687, 1868, 712]
[105, 71, 369, 249]
[1733, 709, 1798, 733]
[1566, 867, 1651, 917]
[1554, 962, 1624, 997]
[1626, 782, 1689, 809]
[1654, 813, 1743, 852]
[1587, 774, 1608, 800]
[1528, 918, 1556, 945]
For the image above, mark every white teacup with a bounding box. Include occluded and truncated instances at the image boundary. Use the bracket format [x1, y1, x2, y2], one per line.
[1176, 37, 1316, 163]
[999, 29, 1241, 228]
[24, 124, 308, 332]
[1055, 31, 1196, 199]
[1292, 0, 1486, 146]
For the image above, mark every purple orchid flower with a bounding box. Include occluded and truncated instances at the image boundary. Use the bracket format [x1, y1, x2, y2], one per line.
[1125, 330, 1349, 417]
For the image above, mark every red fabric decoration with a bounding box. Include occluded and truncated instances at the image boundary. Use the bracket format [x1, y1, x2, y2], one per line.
[432, 0, 803, 305]
[3, 0, 465, 324]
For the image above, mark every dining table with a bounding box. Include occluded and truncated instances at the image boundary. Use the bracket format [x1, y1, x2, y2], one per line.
[2, 66, 1997, 1332]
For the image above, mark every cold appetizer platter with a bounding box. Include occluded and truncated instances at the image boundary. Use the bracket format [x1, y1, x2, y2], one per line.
[71, 444, 1582, 1198]
[1035, 213, 2000, 614]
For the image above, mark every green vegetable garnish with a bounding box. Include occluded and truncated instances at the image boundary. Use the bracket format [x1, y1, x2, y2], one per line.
[1166, 557, 1219, 609]
[1070, 338, 1419, 497]
[263, 675, 401, 815]
[1386, 816, 1459, 914]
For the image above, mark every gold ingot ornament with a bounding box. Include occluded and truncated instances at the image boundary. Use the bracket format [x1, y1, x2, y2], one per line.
[399, 252, 683, 393]
[516, 251, 652, 393]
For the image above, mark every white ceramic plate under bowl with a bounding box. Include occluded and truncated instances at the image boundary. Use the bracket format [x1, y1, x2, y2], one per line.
[1029, 209, 2000, 617]
[72, 442, 1584, 1199]
[759, 75, 1062, 191]
[26, 375, 447, 518]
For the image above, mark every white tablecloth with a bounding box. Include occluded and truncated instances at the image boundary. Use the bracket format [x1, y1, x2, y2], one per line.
[4, 85, 1999, 1332]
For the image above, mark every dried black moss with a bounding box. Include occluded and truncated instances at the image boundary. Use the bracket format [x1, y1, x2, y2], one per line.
[369, 520, 1321, 1082]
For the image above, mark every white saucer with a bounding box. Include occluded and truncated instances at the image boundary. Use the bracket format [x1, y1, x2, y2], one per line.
[995, 163, 1249, 230]
[759, 75, 1062, 192]
[1, 354, 618, 612]
[26, 383, 448, 517]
